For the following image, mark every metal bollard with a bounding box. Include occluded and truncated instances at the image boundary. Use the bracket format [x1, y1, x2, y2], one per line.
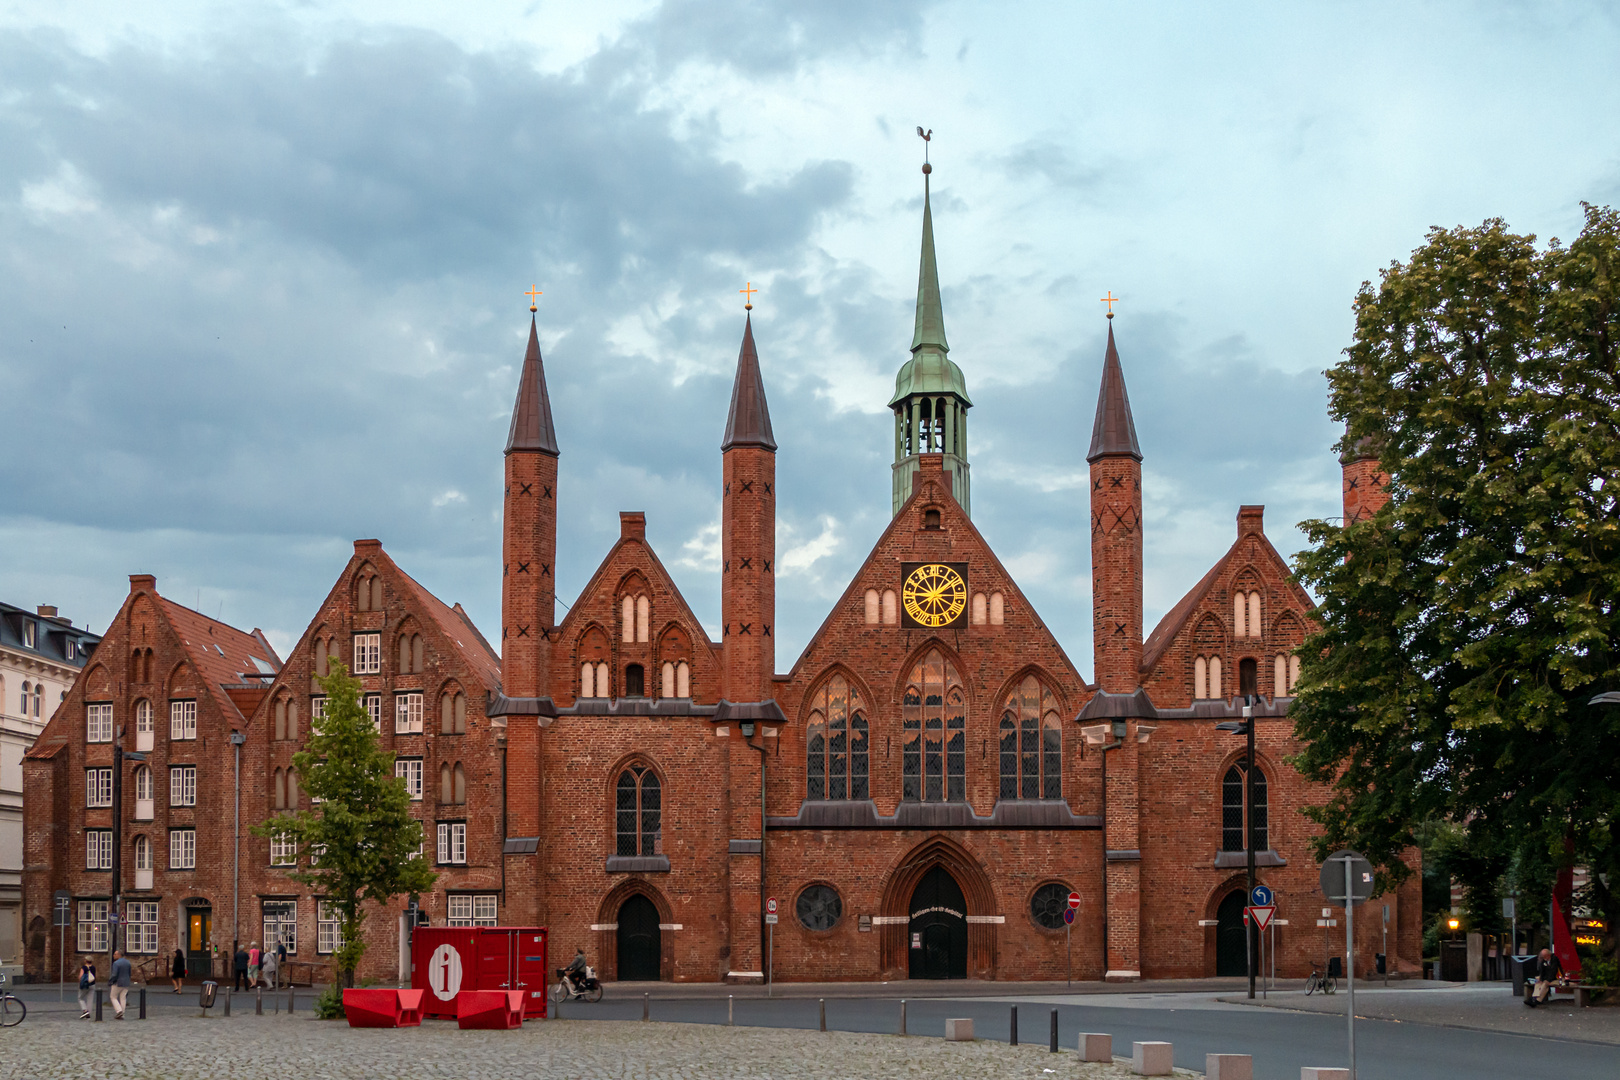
[224, 988, 231, 1017]
[139, 987, 147, 1020]
[819, 998, 826, 1032]
[256, 987, 263, 1015]
[287, 988, 295, 1014]
[728, 994, 734, 1026]
[643, 992, 649, 1022]
[94, 988, 103, 1020]
[899, 999, 907, 1036]
[1049, 1008, 1058, 1053]
[1010, 1004, 1018, 1046]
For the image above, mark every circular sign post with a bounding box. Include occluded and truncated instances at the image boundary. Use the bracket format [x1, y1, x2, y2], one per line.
[1251, 885, 1274, 908]
[1067, 892, 1081, 909]
[1062, 908, 1075, 925]
[1320, 849, 1374, 1080]
[765, 897, 777, 915]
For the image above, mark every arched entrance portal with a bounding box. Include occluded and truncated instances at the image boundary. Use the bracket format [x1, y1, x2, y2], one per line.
[1215, 889, 1252, 977]
[616, 895, 661, 981]
[909, 866, 968, 979]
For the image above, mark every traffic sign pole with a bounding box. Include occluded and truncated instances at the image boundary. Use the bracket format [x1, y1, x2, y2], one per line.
[1065, 891, 1079, 988]
[765, 897, 777, 998]
[1344, 856, 1356, 1080]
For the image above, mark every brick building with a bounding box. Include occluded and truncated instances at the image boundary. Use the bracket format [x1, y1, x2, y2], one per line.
[23, 167, 1419, 985]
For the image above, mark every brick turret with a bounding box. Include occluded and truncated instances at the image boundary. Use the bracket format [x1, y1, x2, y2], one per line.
[1088, 318, 1144, 694]
[720, 312, 776, 704]
[1340, 434, 1388, 524]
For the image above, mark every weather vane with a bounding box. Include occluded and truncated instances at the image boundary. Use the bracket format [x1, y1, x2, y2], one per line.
[1100, 291, 1119, 319]
[740, 282, 757, 311]
[526, 285, 543, 313]
[916, 126, 932, 174]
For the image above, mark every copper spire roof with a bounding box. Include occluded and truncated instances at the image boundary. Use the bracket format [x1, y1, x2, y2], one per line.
[505, 316, 559, 455]
[1086, 321, 1142, 463]
[722, 312, 776, 452]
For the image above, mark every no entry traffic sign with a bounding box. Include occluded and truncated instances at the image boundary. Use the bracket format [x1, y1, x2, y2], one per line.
[1067, 891, 1081, 909]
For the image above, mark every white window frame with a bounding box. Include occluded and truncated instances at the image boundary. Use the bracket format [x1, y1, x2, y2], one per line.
[170, 699, 197, 740]
[353, 633, 381, 675]
[263, 901, 297, 955]
[135, 699, 154, 735]
[395, 758, 424, 801]
[365, 694, 382, 732]
[169, 828, 196, 870]
[394, 692, 423, 734]
[436, 821, 467, 865]
[126, 901, 159, 954]
[447, 894, 499, 928]
[85, 829, 112, 870]
[270, 832, 297, 866]
[316, 900, 344, 954]
[86, 702, 113, 743]
[169, 765, 197, 807]
[22, 621, 35, 649]
[85, 767, 112, 808]
[76, 900, 108, 952]
[133, 834, 153, 871]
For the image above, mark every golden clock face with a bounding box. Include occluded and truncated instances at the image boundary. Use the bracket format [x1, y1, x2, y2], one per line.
[901, 563, 969, 628]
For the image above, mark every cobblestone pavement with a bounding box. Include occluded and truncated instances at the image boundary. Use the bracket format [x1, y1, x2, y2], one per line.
[0, 1016, 1190, 1080]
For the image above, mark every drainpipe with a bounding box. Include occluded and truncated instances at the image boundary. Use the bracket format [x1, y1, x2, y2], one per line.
[1099, 720, 1125, 973]
[231, 730, 245, 958]
[743, 722, 767, 971]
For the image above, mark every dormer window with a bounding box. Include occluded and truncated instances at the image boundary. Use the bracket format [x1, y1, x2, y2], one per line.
[22, 621, 35, 649]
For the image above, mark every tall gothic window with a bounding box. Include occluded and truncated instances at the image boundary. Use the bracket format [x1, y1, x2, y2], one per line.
[615, 765, 662, 857]
[998, 675, 1061, 800]
[1221, 757, 1269, 852]
[902, 650, 965, 802]
[805, 675, 869, 801]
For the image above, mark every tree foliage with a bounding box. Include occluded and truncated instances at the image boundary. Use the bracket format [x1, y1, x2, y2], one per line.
[251, 661, 437, 983]
[1291, 204, 1620, 962]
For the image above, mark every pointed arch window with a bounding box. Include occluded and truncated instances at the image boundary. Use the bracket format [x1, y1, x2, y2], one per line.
[1221, 757, 1268, 852]
[615, 766, 661, 857]
[805, 675, 869, 801]
[902, 650, 965, 802]
[998, 675, 1061, 800]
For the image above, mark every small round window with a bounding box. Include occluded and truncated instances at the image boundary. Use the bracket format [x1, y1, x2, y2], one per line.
[796, 884, 843, 931]
[1030, 882, 1070, 930]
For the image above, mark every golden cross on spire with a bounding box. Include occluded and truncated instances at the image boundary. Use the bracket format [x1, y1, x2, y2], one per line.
[740, 282, 757, 311]
[1100, 291, 1119, 319]
[525, 285, 543, 313]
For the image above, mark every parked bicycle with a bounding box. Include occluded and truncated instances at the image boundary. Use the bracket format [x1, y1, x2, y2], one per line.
[0, 972, 26, 1026]
[1305, 963, 1337, 996]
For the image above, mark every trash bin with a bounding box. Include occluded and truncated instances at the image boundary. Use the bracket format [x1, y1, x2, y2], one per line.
[1327, 956, 1343, 979]
[1440, 940, 1468, 982]
[1510, 955, 1536, 998]
[1375, 953, 1386, 975]
[199, 980, 218, 1009]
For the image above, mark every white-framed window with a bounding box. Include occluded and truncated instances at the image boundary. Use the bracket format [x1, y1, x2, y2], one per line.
[169, 765, 197, 807]
[133, 834, 153, 871]
[85, 829, 112, 870]
[353, 633, 381, 675]
[270, 832, 297, 866]
[310, 696, 327, 733]
[395, 758, 424, 801]
[85, 767, 112, 808]
[86, 702, 113, 743]
[135, 699, 154, 735]
[169, 828, 196, 870]
[316, 900, 344, 954]
[126, 901, 159, 954]
[170, 699, 197, 740]
[394, 692, 423, 734]
[22, 620, 35, 649]
[447, 894, 498, 928]
[436, 821, 467, 865]
[263, 900, 297, 955]
[76, 900, 108, 952]
[365, 694, 382, 732]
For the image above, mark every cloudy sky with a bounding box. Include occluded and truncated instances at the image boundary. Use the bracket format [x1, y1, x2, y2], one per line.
[3, 1, 1617, 678]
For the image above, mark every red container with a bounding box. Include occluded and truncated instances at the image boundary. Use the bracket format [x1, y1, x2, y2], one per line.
[457, 989, 524, 1030]
[410, 926, 548, 1020]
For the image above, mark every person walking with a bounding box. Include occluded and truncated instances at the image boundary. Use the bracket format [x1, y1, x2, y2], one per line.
[233, 944, 249, 991]
[247, 941, 261, 988]
[77, 957, 97, 1019]
[262, 944, 280, 991]
[109, 949, 132, 1019]
[170, 947, 187, 993]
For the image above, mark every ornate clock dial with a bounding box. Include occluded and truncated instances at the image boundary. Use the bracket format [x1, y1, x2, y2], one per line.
[902, 563, 968, 628]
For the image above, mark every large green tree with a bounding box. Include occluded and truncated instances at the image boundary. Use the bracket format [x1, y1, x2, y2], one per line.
[252, 662, 437, 984]
[1291, 204, 1620, 964]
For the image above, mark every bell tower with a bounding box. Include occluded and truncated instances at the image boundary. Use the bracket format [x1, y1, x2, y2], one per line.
[1087, 314, 1143, 694]
[890, 157, 972, 516]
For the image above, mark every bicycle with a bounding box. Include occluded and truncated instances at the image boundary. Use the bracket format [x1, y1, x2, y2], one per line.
[0, 973, 25, 1026]
[1304, 964, 1336, 996]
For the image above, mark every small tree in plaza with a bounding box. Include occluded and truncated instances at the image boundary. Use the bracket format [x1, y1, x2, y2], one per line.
[253, 661, 437, 986]
[1291, 205, 1620, 967]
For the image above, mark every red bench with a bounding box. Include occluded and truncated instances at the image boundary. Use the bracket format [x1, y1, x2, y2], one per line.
[343, 988, 425, 1028]
[457, 990, 524, 1030]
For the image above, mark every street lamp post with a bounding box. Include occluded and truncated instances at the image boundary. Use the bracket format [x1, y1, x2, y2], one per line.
[231, 730, 246, 959]
[1218, 696, 1259, 1000]
[109, 727, 148, 974]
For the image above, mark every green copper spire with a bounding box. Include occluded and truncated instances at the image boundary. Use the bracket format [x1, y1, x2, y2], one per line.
[890, 155, 972, 517]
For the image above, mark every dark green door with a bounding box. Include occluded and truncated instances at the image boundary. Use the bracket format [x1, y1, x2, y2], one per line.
[908, 866, 967, 979]
[1216, 890, 1252, 976]
[617, 895, 660, 981]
